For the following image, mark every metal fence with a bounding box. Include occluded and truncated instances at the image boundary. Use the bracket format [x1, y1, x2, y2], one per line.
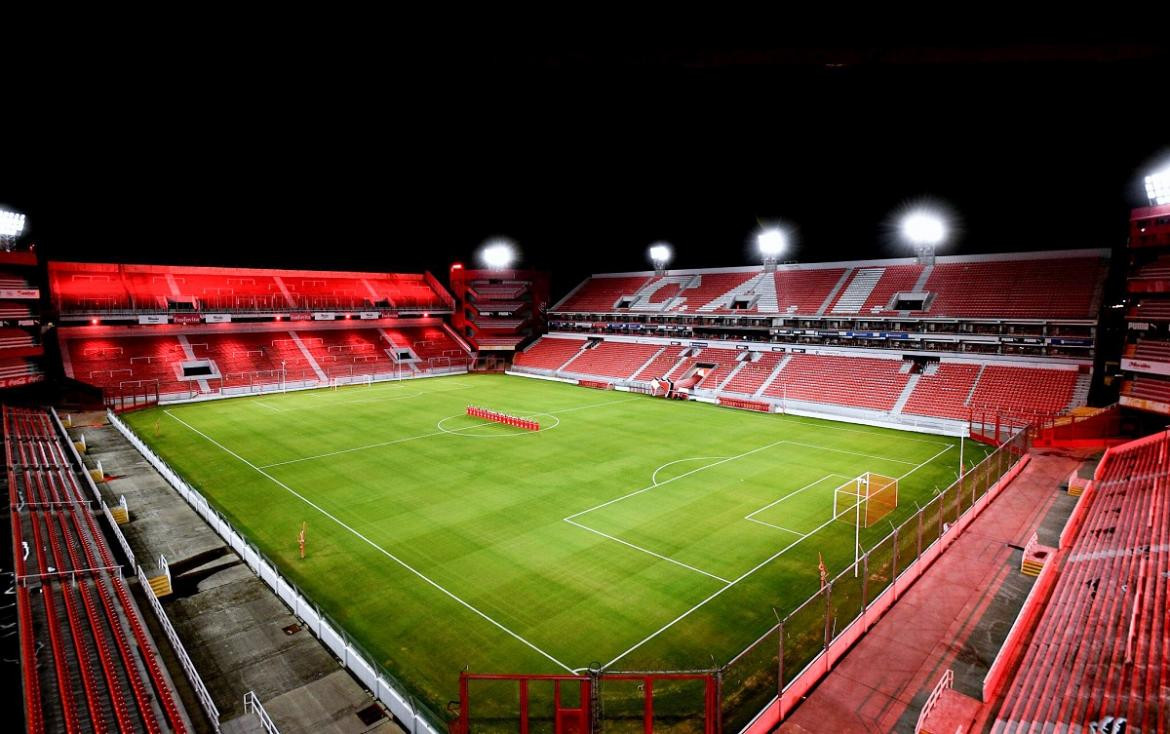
[715, 427, 1029, 732]
[108, 411, 448, 734]
[104, 396, 1028, 734]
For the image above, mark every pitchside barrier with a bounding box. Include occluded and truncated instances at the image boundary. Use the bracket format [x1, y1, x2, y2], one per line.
[104, 364, 471, 411]
[106, 410, 448, 734]
[106, 399, 1029, 734]
[454, 429, 1030, 733]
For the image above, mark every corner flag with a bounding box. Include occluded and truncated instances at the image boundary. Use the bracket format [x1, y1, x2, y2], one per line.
[298, 521, 307, 559]
[818, 552, 828, 590]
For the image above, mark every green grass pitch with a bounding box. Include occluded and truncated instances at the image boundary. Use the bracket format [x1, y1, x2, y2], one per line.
[122, 373, 992, 721]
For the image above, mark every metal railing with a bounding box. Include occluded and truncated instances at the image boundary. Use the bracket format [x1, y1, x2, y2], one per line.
[242, 691, 280, 734]
[109, 411, 447, 734]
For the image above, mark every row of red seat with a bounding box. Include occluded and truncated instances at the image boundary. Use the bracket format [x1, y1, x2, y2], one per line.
[556, 254, 1107, 319]
[61, 325, 471, 396]
[512, 337, 1084, 420]
[49, 261, 451, 314]
[992, 433, 1170, 731]
[5, 406, 187, 733]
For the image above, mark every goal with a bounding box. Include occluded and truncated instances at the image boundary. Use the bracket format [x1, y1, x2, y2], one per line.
[832, 472, 899, 528]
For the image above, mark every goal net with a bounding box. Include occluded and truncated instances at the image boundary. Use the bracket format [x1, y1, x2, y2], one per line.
[832, 472, 899, 528]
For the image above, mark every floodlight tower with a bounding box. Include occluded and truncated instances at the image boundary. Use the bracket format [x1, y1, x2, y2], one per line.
[649, 242, 672, 275]
[756, 227, 788, 273]
[0, 209, 28, 251]
[1146, 168, 1170, 206]
[480, 238, 518, 271]
[899, 208, 949, 266]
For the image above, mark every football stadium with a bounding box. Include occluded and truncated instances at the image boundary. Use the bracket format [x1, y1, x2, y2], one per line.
[4, 41, 1169, 734]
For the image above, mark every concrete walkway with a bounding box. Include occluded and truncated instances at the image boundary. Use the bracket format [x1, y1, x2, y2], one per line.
[76, 412, 405, 734]
[778, 451, 1086, 734]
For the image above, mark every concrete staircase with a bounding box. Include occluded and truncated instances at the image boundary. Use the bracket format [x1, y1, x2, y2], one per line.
[892, 374, 921, 415]
[831, 267, 884, 314]
[754, 354, 792, 397]
[697, 272, 772, 312]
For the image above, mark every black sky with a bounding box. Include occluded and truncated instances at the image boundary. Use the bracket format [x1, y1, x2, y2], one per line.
[4, 39, 1168, 300]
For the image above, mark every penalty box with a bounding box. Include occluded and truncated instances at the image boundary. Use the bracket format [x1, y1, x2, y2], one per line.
[569, 452, 882, 581]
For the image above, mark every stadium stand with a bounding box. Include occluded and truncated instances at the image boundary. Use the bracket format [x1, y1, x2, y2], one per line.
[901, 363, 983, 421]
[773, 267, 848, 315]
[923, 257, 1106, 318]
[632, 346, 689, 381]
[967, 365, 1079, 417]
[512, 336, 586, 372]
[564, 341, 663, 380]
[553, 250, 1107, 319]
[6, 406, 188, 733]
[721, 352, 785, 396]
[60, 323, 470, 399]
[512, 335, 1089, 424]
[49, 262, 452, 316]
[556, 275, 652, 312]
[992, 432, 1169, 732]
[763, 353, 910, 411]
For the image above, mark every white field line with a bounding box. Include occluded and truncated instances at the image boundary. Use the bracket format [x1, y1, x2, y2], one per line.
[564, 441, 790, 522]
[780, 416, 944, 445]
[779, 440, 920, 466]
[565, 519, 731, 583]
[253, 401, 286, 413]
[600, 440, 962, 669]
[744, 474, 846, 522]
[651, 457, 727, 487]
[260, 395, 639, 468]
[601, 510, 842, 669]
[259, 423, 488, 468]
[162, 409, 576, 673]
[898, 444, 956, 480]
[744, 518, 805, 535]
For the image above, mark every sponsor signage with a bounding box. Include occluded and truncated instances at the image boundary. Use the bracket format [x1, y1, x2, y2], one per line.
[0, 373, 45, 388]
[1128, 321, 1151, 331]
[1002, 336, 1044, 345]
[0, 288, 39, 299]
[1048, 338, 1092, 347]
[290, 312, 312, 321]
[312, 312, 337, 320]
[359, 311, 381, 320]
[1121, 357, 1170, 377]
[205, 314, 232, 324]
[172, 313, 202, 324]
[1120, 394, 1170, 416]
[137, 314, 168, 325]
[690, 341, 708, 348]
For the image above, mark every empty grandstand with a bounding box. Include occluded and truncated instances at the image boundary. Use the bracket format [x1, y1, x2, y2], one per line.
[6, 406, 191, 732]
[989, 431, 1169, 732]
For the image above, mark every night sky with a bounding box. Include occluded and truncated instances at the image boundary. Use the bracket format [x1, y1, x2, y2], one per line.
[5, 40, 1168, 301]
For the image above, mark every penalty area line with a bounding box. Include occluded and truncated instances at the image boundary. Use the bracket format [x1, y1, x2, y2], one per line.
[162, 409, 577, 673]
[565, 519, 731, 583]
[600, 508, 841, 670]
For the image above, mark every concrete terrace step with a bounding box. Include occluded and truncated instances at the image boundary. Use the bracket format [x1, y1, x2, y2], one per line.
[830, 267, 884, 314]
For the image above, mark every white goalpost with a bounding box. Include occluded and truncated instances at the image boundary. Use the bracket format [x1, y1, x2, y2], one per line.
[832, 472, 899, 577]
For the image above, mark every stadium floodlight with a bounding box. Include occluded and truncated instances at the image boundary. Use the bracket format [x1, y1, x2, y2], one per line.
[480, 239, 517, 270]
[756, 227, 788, 272]
[1146, 168, 1170, 206]
[898, 206, 949, 265]
[0, 209, 27, 250]
[649, 242, 672, 274]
